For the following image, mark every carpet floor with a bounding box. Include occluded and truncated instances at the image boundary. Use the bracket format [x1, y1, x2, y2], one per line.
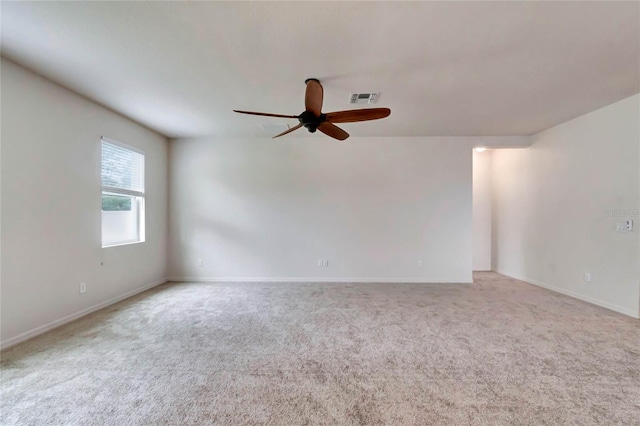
[1, 272, 639, 425]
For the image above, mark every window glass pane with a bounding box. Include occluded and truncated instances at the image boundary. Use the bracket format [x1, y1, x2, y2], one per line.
[102, 194, 132, 211]
[102, 194, 139, 246]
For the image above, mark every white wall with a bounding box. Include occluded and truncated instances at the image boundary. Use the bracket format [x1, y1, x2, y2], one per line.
[1, 59, 169, 347]
[168, 136, 479, 283]
[472, 150, 492, 270]
[492, 94, 640, 318]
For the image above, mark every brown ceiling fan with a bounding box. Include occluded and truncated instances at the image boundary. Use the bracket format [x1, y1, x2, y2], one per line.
[233, 79, 390, 141]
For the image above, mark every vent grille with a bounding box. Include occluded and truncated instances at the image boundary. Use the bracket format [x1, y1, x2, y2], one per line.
[349, 92, 379, 104]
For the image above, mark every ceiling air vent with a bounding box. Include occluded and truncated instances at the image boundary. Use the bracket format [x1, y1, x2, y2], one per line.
[349, 92, 379, 104]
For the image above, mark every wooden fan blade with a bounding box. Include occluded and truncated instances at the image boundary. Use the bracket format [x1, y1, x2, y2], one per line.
[233, 110, 298, 119]
[325, 108, 391, 123]
[318, 122, 349, 141]
[272, 123, 303, 139]
[304, 79, 323, 117]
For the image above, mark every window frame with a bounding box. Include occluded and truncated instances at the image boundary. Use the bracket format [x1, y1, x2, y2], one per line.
[101, 136, 146, 248]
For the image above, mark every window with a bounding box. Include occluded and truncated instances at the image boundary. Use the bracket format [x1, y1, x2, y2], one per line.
[101, 137, 145, 247]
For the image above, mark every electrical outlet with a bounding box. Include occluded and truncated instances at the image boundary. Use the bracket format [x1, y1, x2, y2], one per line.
[80, 282, 87, 294]
[323, 260, 329, 267]
[197, 259, 203, 267]
[583, 273, 591, 283]
[318, 259, 323, 267]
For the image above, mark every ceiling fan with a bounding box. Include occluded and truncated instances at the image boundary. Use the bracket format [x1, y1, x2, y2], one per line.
[233, 79, 390, 141]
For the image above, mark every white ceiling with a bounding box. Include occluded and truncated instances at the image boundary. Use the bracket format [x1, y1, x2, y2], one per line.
[2, 1, 638, 139]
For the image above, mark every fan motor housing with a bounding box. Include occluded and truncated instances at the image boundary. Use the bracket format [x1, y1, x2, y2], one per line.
[298, 111, 326, 133]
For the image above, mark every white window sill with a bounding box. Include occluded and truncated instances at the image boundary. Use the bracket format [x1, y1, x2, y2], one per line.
[102, 240, 145, 249]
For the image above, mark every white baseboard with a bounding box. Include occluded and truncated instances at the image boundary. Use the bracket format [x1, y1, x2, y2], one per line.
[1, 278, 167, 351]
[167, 276, 473, 284]
[493, 269, 640, 319]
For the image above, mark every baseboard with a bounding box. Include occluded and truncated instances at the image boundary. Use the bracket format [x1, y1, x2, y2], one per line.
[166, 276, 473, 284]
[1, 278, 168, 351]
[493, 269, 640, 319]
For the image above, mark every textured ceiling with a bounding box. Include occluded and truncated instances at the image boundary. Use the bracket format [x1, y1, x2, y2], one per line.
[1, 1, 638, 139]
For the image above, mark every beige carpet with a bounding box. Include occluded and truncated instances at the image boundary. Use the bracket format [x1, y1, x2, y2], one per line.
[1, 272, 639, 425]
